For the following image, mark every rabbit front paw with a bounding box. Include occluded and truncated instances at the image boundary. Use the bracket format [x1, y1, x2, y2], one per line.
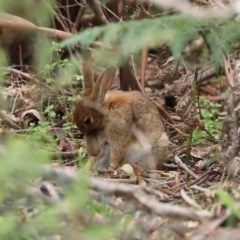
[93, 141, 110, 170]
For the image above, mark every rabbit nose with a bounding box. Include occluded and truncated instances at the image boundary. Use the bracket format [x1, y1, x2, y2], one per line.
[84, 117, 92, 125]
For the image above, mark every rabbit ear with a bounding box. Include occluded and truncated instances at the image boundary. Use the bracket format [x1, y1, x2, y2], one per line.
[92, 66, 117, 103]
[81, 49, 94, 97]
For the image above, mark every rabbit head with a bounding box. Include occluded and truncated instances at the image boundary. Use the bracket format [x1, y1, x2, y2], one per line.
[73, 67, 117, 135]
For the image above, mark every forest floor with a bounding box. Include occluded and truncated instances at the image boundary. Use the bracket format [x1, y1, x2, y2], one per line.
[1, 47, 238, 240]
[1, 1, 240, 240]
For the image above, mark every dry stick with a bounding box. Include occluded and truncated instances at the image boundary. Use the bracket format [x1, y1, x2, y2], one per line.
[87, 0, 109, 24]
[53, 10, 71, 32]
[5, 67, 53, 92]
[89, 177, 214, 220]
[6, 67, 33, 81]
[157, 186, 181, 198]
[10, 93, 20, 116]
[101, 0, 124, 22]
[38, 27, 111, 49]
[74, 3, 87, 30]
[188, 210, 231, 240]
[0, 13, 72, 42]
[13, 103, 39, 115]
[66, 0, 72, 30]
[174, 155, 199, 179]
[153, 101, 174, 124]
[50, 150, 79, 160]
[38, 27, 108, 49]
[173, 170, 218, 194]
[54, 3, 76, 32]
[222, 56, 236, 154]
[102, 178, 139, 185]
[140, 49, 148, 89]
[187, 170, 219, 188]
[37, 26, 73, 39]
[0, 111, 20, 130]
[41, 166, 212, 220]
[120, 60, 142, 91]
[220, 56, 240, 177]
[180, 188, 201, 209]
[187, 65, 218, 84]
[223, 55, 234, 87]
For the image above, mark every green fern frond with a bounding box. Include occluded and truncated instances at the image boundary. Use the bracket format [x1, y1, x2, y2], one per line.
[61, 14, 240, 66]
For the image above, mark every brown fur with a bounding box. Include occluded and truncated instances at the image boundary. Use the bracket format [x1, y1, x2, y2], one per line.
[73, 67, 169, 170]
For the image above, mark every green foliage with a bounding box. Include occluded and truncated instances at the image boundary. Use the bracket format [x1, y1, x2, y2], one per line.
[1, 0, 55, 25]
[61, 14, 200, 65]
[40, 42, 71, 82]
[0, 138, 127, 239]
[28, 121, 57, 151]
[61, 14, 240, 67]
[0, 137, 48, 202]
[2, 1, 240, 238]
[216, 189, 240, 225]
[44, 104, 56, 118]
[62, 121, 76, 132]
[38, 41, 83, 90]
[0, 2, 128, 240]
[192, 98, 224, 144]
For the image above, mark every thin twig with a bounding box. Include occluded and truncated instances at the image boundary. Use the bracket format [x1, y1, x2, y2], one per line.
[152, 100, 174, 124]
[187, 170, 220, 188]
[50, 150, 79, 160]
[140, 49, 148, 90]
[6, 67, 33, 81]
[74, 3, 87, 30]
[174, 155, 199, 179]
[87, 0, 108, 24]
[188, 210, 231, 240]
[0, 111, 20, 130]
[5, 67, 53, 92]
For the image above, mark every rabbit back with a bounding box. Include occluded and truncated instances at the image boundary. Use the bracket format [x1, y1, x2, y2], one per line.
[104, 90, 165, 141]
[103, 90, 169, 169]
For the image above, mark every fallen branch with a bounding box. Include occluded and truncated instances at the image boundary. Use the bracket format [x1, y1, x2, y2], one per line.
[89, 176, 214, 221]
[50, 150, 79, 160]
[0, 13, 108, 49]
[0, 111, 20, 130]
[6, 67, 34, 81]
[39, 166, 213, 220]
[5, 67, 53, 91]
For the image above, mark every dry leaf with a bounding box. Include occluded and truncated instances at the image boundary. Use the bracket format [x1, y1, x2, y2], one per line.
[20, 109, 41, 127]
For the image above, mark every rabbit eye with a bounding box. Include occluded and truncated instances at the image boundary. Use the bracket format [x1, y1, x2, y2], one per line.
[84, 117, 92, 125]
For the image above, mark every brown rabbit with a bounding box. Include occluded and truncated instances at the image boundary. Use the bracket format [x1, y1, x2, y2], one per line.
[73, 67, 169, 170]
